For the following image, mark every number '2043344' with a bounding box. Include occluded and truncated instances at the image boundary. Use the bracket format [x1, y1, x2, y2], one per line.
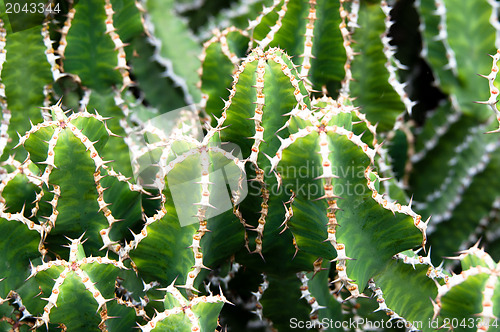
[5, 2, 60, 15]
[441, 318, 498, 329]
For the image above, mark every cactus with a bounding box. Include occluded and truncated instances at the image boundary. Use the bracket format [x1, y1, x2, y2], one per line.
[0, 0, 499, 331]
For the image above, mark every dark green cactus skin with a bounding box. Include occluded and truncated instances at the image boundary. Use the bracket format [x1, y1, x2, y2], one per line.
[0, 0, 499, 331]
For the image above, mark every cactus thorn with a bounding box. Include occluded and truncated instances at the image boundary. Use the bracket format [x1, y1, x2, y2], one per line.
[41, 297, 58, 307]
[473, 100, 491, 105]
[430, 297, 441, 321]
[330, 278, 342, 285]
[252, 249, 265, 262]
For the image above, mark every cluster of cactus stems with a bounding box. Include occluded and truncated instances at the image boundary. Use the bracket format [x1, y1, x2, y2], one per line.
[0, 0, 500, 331]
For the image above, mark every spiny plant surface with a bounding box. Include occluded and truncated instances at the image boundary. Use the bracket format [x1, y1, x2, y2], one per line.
[0, 0, 499, 331]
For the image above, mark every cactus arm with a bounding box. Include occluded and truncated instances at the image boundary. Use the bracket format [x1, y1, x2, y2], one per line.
[129, 123, 247, 295]
[272, 104, 424, 295]
[334, 136, 424, 291]
[370, 251, 449, 331]
[417, 0, 496, 120]
[24, 238, 134, 330]
[443, 0, 496, 117]
[199, 27, 249, 120]
[23, 115, 109, 255]
[126, 189, 198, 288]
[374, 261, 439, 331]
[20, 106, 143, 258]
[127, 37, 189, 113]
[110, 0, 144, 43]
[140, 0, 201, 104]
[216, 47, 317, 266]
[0, 14, 52, 160]
[248, 0, 346, 93]
[350, 1, 407, 132]
[433, 245, 499, 331]
[416, 0, 459, 91]
[308, 0, 346, 93]
[62, 0, 122, 91]
[0, 214, 40, 299]
[408, 108, 500, 259]
[85, 91, 134, 177]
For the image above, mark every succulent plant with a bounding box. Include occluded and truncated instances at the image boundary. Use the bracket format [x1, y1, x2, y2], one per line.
[0, 0, 499, 331]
